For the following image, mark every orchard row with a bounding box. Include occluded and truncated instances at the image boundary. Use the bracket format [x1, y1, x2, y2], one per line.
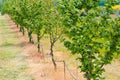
[2, 0, 120, 80]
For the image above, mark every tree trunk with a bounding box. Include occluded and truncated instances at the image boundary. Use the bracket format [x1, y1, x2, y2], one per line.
[37, 33, 40, 53]
[86, 76, 91, 80]
[28, 31, 34, 44]
[22, 27, 25, 36]
[86, 73, 91, 80]
[19, 27, 22, 32]
[86, 47, 92, 80]
[17, 24, 18, 28]
[50, 43, 56, 70]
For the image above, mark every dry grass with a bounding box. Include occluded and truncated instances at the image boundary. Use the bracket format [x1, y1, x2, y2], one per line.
[0, 15, 34, 80]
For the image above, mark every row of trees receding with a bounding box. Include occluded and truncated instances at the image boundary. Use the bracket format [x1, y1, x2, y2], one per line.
[1, 0, 120, 80]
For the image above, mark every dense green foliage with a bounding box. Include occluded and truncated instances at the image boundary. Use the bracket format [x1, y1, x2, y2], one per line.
[58, 0, 120, 80]
[1, 0, 120, 80]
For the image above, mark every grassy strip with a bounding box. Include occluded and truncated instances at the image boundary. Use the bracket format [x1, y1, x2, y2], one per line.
[0, 15, 34, 80]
